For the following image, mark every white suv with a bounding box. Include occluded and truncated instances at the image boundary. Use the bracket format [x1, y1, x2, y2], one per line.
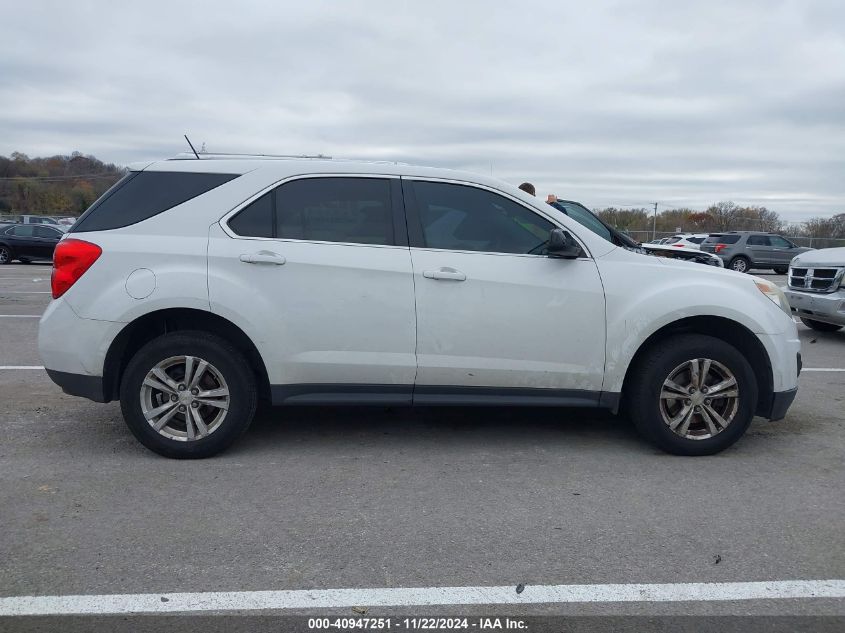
[38, 156, 801, 458]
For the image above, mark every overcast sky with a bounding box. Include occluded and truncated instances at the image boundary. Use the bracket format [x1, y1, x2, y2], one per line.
[1, 1, 843, 219]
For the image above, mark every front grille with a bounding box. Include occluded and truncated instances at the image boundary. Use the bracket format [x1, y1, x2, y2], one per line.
[788, 266, 845, 293]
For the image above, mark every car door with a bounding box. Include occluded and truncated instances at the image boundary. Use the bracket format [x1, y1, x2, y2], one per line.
[745, 235, 772, 265]
[33, 225, 62, 258]
[768, 235, 797, 265]
[208, 175, 417, 403]
[9, 225, 39, 258]
[403, 178, 606, 402]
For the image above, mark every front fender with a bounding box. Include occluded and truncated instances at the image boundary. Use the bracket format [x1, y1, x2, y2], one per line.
[597, 251, 794, 393]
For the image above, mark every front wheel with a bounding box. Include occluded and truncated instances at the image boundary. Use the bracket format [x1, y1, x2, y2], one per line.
[120, 331, 257, 458]
[626, 334, 758, 455]
[773, 266, 788, 274]
[800, 318, 843, 332]
[0, 246, 11, 265]
[729, 256, 750, 273]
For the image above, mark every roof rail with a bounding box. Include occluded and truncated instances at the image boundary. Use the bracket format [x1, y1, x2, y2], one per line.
[170, 151, 332, 161]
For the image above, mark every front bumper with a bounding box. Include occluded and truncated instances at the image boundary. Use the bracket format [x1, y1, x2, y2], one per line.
[763, 386, 798, 421]
[784, 288, 845, 326]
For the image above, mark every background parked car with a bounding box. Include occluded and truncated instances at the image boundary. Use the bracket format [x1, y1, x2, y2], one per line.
[0, 223, 66, 264]
[662, 233, 709, 250]
[642, 242, 724, 267]
[783, 247, 845, 332]
[700, 231, 813, 273]
[0, 214, 62, 225]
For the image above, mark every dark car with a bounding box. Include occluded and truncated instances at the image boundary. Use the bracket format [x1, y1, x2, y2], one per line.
[0, 223, 66, 264]
[700, 231, 813, 273]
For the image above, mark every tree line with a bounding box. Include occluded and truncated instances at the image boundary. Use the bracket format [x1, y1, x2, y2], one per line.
[0, 152, 124, 216]
[593, 202, 845, 241]
[1, 153, 842, 241]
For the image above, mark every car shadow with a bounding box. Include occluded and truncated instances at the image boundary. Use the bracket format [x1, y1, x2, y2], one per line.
[231, 404, 648, 456]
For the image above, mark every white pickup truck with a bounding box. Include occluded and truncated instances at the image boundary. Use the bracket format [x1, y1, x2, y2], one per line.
[784, 247, 845, 332]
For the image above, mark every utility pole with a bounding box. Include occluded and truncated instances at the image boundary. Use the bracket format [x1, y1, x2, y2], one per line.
[652, 202, 658, 241]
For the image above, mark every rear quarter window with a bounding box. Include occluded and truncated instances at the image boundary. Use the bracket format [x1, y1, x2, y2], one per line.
[70, 171, 238, 233]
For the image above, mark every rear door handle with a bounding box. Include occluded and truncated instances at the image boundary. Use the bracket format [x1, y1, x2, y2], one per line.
[423, 267, 466, 281]
[239, 251, 286, 265]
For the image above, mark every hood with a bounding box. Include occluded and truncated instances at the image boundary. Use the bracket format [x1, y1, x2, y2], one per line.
[791, 247, 844, 267]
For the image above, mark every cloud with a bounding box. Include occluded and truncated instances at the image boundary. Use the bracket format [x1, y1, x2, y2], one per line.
[0, 0, 843, 219]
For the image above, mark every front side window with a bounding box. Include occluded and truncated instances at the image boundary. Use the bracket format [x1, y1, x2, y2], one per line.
[769, 236, 793, 248]
[34, 226, 62, 238]
[411, 181, 555, 254]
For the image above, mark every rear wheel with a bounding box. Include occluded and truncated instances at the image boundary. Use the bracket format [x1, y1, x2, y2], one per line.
[773, 266, 788, 274]
[0, 246, 11, 264]
[120, 331, 257, 458]
[626, 334, 757, 455]
[729, 256, 750, 273]
[800, 318, 843, 332]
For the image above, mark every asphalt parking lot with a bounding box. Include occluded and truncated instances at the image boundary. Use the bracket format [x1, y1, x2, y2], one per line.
[0, 264, 843, 625]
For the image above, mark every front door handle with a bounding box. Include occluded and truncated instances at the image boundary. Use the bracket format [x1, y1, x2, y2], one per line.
[423, 267, 466, 281]
[239, 251, 286, 265]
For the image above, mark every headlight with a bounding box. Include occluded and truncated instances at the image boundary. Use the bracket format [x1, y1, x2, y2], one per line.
[753, 277, 791, 316]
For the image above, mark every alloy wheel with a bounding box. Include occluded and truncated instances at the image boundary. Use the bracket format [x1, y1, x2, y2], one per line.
[659, 358, 739, 440]
[140, 355, 230, 441]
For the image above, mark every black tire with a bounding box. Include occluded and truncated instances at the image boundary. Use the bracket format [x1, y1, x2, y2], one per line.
[729, 256, 750, 273]
[0, 245, 11, 265]
[120, 331, 257, 458]
[773, 266, 788, 275]
[18, 258, 31, 264]
[625, 334, 758, 456]
[800, 318, 843, 332]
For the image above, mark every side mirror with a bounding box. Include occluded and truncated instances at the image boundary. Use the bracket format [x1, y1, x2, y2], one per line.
[547, 228, 582, 259]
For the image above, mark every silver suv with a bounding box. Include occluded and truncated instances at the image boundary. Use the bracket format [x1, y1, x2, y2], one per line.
[700, 231, 813, 273]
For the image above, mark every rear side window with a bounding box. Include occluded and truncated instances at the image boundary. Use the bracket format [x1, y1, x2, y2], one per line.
[227, 177, 395, 246]
[703, 234, 740, 244]
[228, 193, 273, 238]
[11, 225, 35, 237]
[746, 235, 769, 246]
[71, 171, 238, 233]
[688, 237, 705, 244]
[276, 178, 393, 245]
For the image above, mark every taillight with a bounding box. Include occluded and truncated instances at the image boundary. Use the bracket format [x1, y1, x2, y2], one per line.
[51, 239, 102, 299]
[714, 244, 726, 253]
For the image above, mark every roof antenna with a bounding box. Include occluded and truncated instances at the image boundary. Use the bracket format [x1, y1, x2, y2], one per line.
[184, 134, 200, 159]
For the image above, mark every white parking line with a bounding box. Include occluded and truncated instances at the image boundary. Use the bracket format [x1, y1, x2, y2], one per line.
[802, 368, 845, 372]
[0, 315, 41, 318]
[0, 291, 51, 294]
[0, 366, 44, 370]
[0, 580, 841, 616]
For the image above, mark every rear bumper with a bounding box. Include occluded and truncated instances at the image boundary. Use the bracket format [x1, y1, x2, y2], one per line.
[45, 369, 109, 403]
